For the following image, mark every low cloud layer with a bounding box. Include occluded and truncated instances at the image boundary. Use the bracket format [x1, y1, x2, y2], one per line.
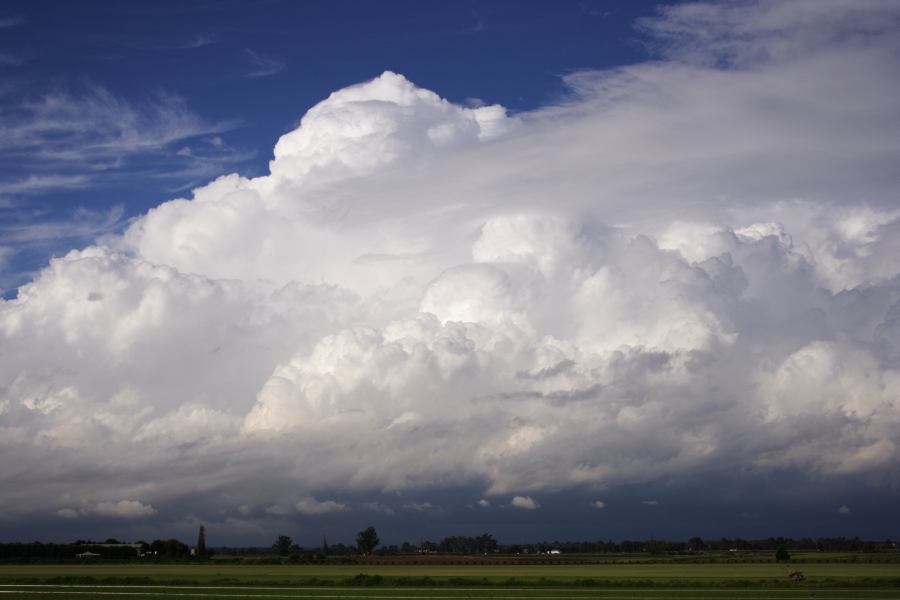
[2, 1, 900, 542]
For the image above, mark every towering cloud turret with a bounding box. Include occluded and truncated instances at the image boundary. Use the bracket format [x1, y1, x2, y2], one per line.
[2, 0, 900, 539]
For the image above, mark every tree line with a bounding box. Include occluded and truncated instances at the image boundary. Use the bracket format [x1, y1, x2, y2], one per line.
[520, 536, 897, 554]
[1, 533, 895, 561]
[227, 533, 896, 557]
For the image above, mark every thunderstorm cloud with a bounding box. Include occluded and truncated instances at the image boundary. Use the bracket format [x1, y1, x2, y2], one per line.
[2, 0, 900, 542]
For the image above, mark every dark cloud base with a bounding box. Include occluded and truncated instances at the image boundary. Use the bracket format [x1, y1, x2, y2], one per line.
[3, 471, 897, 546]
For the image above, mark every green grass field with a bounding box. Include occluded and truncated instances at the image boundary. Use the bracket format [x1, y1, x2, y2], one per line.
[1, 562, 899, 599]
[2, 586, 900, 600]
[3, 562, 900, 582]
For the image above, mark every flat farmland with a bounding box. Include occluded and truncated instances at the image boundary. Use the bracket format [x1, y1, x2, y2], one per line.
[2, 584, 900, 600]
[0, 586, 900, 600]
[1, 561, 900, 599]
[3, 562, 900, 583]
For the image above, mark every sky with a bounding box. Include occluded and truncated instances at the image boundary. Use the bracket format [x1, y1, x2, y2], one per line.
[1, 0, 900, 548]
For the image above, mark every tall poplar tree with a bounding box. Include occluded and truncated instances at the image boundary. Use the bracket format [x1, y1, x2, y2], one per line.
[196, 526, 207, 558]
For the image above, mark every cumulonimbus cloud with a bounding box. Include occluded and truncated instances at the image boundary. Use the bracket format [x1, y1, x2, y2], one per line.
[1, 0, 900, 534]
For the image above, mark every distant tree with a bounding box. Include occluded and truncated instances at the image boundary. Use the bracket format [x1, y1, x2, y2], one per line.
[476, 533, 498, 553]
[196, 526, 207, 558]
[149, 539, 190, 558]
[330, 542, 352, 555]
[356, 526, 379, 554]
[322, 536, 329, 555]
[435, 534, 498, 554]
[688, 537, 705, 551]
[105, 538, 122, 544]
[775, 545, 791, 561]
[273, 535, 293, 557]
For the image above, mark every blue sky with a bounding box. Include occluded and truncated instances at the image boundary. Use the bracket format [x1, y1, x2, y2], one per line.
[2, 1, 900, 547]
[0, 0, 663, 295]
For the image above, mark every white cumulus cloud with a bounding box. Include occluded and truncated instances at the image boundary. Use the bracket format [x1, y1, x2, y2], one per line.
[92, 500, 157, 519]
[294, 496, 348, 515]
[1, 1, 900, 535]
[510, 496, 540, 510]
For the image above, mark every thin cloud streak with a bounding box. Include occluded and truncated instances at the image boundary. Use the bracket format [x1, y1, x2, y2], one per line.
[243, 48, 285, 78]
[0, 53, 23, 67]
[0, 175, 89, 195]
[174, 34, 219, 49]
[0, 15, 25, 28]
[0, 205, 124, 244]
[0, 85, 237, 164]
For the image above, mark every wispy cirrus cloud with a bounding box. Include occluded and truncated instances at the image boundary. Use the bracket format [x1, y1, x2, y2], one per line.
[180, 33, 218, 49]
[0, 175, 89, 195]
[0, 83, 242, 193]
[243, 48, 285, 78]
[0, 204, 124, 244]
[0, 15, 24, 28]
[6, 86, 233, 158]
[0, 246, 12, 271]
[164, 137, 256, 190]
[0, 53, 23, 67]
[163, 33, 219, 50]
